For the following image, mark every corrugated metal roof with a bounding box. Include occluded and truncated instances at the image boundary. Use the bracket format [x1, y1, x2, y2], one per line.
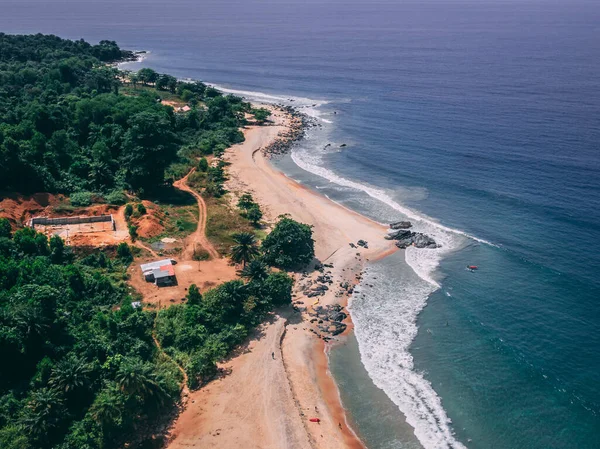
[140, 259, 173, 272]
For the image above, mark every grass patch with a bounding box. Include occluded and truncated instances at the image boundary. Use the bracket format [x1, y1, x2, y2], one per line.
[254, 229, 269, 241]
[121, 85, 182, 103]
[187, 170, 207, 191]
[205, 195, 256, 255]
[52, 203, 77, 214]
[144, 203, 199, 243]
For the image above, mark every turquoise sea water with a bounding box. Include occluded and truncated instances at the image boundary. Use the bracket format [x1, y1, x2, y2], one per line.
[2, 1, 600, 448]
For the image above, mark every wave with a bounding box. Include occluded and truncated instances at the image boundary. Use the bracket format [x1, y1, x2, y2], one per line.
[291, 142, 483, 287]
[207, 83, 329, 122]
[349, 263, 467, 449]
[283, 97, 475, 448]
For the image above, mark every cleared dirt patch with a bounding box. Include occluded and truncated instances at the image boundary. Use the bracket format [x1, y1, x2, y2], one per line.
[35, 219, 130, 247]
[128, 257, 237, 307]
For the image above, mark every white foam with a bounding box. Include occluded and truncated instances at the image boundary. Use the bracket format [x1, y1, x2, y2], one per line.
[292, 144, 472, 287]
[283, 98, 478, 448]
[206, 83, 330, 123]
[117, 51, 150, 70]
[349, 264, 468, 449]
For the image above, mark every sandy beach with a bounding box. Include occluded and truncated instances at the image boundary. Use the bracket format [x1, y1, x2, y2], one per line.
[166, 107, 397, 449]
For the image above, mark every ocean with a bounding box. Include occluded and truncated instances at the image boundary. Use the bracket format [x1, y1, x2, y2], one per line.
[2, 0, 600, 448]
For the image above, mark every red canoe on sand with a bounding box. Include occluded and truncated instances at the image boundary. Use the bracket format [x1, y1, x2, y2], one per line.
[309, 418, 321, 423]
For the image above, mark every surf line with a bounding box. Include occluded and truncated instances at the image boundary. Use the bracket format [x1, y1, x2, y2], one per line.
[206, 83, 495, 248]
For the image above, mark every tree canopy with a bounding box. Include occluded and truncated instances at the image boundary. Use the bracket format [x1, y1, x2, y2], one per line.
[261, 217, 315, 269]
[0, 33, 300, 449]
[0, 33, 250, 196]
[0, 226, 181, 449]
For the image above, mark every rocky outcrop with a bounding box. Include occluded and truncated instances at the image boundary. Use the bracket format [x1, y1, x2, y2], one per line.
[385, 229, 412, 240]
[262, 106, 311, 157]
[396, 233, 438, 249]
[385, 223, 439, 249]
[390, 221, 412, 229]
[308, 304, 348, 336]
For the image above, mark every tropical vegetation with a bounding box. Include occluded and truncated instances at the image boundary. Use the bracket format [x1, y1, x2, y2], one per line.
[0, 33, 250, 196]
[0, 33, 314, 449]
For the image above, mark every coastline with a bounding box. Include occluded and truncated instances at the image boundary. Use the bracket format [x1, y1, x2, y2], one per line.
[166, 105, 397, 448]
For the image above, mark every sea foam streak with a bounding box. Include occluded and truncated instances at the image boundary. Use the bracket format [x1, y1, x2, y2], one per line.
[284, 97, 473, 448]
[212, 85, 472, 448]
[349, 264, 467, 449]
[208, 83, 329, 121]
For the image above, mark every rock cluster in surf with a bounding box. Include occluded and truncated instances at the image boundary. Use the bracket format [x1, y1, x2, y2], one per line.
[385, 221, 439, 249]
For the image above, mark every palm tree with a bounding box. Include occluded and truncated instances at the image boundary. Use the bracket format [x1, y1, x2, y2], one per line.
[219, 280, 248, 316]
[115, 358, 167, 404]
[89, 384, 125, 430]
[49, 355, 91, 394]
[230, 232, 260, 267]
[20, 388, 64, 443]
[240, 259, 270, 283]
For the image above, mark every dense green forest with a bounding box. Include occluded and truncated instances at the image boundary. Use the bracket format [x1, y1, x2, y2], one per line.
[0, 33, 249, 195]
[0, 221, 182, 449]
[0, 34, 314, 449]
[0, 216, 301, 449]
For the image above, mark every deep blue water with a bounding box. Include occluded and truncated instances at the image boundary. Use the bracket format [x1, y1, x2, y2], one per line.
[2, 1, 600, 448]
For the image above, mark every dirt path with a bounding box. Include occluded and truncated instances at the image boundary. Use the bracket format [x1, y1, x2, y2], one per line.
[173, 169, 220, 261]
[133, 240, 159, 258]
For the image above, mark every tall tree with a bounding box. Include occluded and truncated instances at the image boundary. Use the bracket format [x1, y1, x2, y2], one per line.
[230, 232, 259, 267]
[121, 111, 177, 190]
[240, 259, 269, 283]
[261, 217, 314, 269]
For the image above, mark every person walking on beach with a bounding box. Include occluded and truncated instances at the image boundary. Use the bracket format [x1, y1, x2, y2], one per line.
[272, 352, 275, 360]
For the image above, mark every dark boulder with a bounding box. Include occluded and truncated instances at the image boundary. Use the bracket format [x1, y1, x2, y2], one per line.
[390, 221, 412, 230]
[386, 229, 412, 240]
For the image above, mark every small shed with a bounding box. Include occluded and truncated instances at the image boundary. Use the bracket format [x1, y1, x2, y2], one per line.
[140, 259, 176, 286]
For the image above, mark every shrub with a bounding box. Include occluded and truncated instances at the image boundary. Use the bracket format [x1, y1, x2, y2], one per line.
[124, 203, 134, 220]
[137, 203, 147, 215]
[105, 190, 127, 205]
[117, 242, 133, 262]
[128, 224, 138, 242]
[70, 191, 94, 207]
[262, 272, 293, 306]
[205, 182, 225, 198]
[245, 205, 263, 226]
[198, 157, 209, 172]
[262, 217, 314, 269]
[237, 193, 255, 210]
[192, 246, 210, 261]
[252, 107, 271, 124]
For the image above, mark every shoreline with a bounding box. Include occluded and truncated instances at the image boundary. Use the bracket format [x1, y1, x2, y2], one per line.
[252, 108, 400, 448]
[226, 106, 397, 445]
[165, 105, 398, 449]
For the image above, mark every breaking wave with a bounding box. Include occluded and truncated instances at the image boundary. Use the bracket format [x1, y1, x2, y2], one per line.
[349, 262, 467, 449]
[209, 85, 482, 449]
